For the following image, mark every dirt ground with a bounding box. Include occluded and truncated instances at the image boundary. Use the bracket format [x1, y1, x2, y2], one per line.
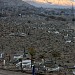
[0, 69, 32, 75]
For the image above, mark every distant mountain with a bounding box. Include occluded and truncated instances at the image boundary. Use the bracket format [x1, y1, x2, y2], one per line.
[0, 0, 35, 8]
[22, 0, 75, 8]
[26, 1, 69, 8]
[0, 0, 74, 9]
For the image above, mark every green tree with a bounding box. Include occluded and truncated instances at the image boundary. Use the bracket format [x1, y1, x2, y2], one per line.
[28, 47, 36, 67]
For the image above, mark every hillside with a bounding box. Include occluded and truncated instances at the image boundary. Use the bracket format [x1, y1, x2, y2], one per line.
[0, 0, 75, 69]
[0, 0, 35, 8]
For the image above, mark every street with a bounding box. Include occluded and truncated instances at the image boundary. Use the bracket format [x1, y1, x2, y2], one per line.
[0, 69, 31, 75]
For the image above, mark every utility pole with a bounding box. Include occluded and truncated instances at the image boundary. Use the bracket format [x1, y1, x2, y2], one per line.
[23, 47, 26, 57]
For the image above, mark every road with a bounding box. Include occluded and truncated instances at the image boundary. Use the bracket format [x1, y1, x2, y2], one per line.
[0, 69, 31, 75]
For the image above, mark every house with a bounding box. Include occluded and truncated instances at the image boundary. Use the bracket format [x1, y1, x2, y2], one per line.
[16, 59, 31, 69]
[13, 55, 23, 60]
[0, 53, 4, 59]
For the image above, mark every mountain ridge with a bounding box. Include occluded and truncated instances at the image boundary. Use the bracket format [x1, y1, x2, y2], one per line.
[0, 0, 35, 8]
[22, 0, 75, 8]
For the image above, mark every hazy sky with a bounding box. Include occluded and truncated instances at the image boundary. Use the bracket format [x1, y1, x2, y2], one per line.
[22, 0, 75, 7]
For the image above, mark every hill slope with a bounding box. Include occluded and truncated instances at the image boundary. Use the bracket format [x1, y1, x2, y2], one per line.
[0, 0, 35, 8]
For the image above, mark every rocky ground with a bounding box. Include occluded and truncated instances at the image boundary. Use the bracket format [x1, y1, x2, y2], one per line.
[0, 1, 75, 74]
[0, 14, 75, 65]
